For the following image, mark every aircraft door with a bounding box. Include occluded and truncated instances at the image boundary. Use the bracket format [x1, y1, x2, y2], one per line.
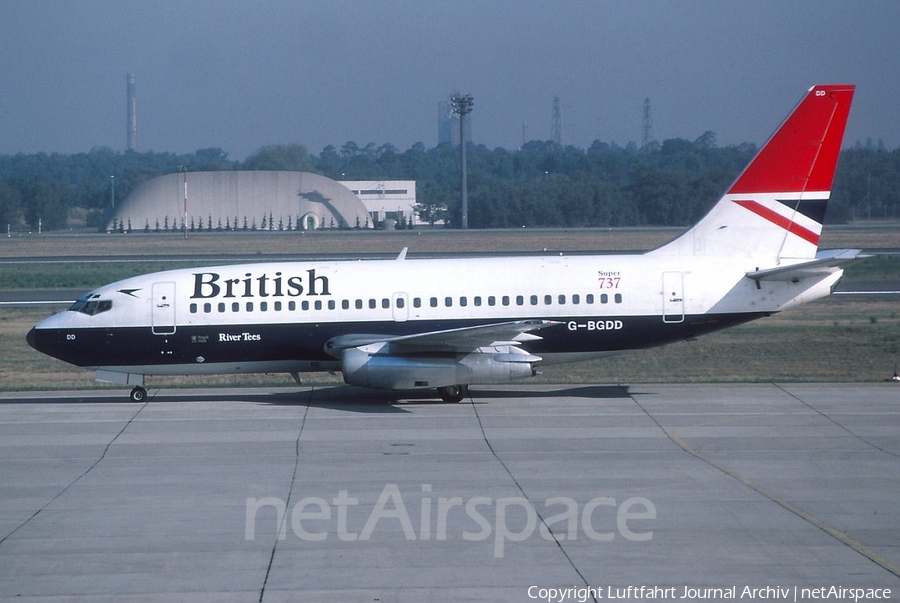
[392, 292, 409, 322]
[662, 272, 684, 324]
[151, 282, 177, 335]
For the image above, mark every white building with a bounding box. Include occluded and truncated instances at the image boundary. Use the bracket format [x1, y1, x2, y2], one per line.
[339, 180, 421, 227]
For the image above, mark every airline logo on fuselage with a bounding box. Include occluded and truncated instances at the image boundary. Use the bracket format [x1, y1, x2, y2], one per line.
[191, 269, 330, 299]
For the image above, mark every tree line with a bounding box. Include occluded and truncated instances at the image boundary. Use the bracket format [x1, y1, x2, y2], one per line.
[0, 136, 897, 232]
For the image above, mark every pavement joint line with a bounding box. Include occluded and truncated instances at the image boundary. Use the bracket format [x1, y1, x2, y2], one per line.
[258, 387, 313, 603]
[0, 398, 150, 547]
[774, 382, 900, 459]
[467, 390, 600, 603]
[627, 384, 900, 580]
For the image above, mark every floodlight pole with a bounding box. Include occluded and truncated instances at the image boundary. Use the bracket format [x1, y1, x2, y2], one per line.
[450, 94, 473, 229]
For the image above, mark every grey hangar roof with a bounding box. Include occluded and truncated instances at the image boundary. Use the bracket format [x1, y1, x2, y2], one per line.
[108, 171, 372, 231]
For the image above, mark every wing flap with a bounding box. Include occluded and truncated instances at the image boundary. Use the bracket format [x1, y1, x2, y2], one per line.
[325, 319, 559, 357]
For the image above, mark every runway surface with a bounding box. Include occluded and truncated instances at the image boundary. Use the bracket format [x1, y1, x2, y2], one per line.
[0, 383, 898, 602]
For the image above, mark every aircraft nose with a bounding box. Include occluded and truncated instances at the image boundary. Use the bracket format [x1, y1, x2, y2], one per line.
[26, 327, 38, 350]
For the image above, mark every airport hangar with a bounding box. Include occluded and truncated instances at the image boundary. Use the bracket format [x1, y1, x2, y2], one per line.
[106, 171, 419, 232]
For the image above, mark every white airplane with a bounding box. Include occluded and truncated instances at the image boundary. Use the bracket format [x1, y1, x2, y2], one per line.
[28, 84, 860, 403]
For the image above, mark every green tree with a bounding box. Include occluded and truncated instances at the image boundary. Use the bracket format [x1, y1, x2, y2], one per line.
[243, 144, 314, 172]
[23, 176, 67, 230]
[0, 180, 21, 228]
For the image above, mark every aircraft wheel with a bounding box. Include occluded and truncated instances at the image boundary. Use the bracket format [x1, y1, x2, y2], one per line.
[130, 386, 147, 403]
[437, 384, 467, 403]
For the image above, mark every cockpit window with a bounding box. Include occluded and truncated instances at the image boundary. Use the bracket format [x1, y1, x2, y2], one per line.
[68, 295, 113, 316]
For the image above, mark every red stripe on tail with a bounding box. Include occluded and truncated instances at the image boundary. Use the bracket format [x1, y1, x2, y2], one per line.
[733, 200, 820, 246]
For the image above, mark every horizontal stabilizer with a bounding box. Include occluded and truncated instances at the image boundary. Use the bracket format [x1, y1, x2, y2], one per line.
[746, 249, 866, 283]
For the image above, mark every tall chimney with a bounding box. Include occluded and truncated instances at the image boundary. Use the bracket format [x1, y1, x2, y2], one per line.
[126, 73, 137, 151]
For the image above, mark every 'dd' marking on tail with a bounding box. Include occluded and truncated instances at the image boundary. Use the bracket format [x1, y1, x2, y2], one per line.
[733, 199, 820, 246]
[650, 85, 854, 260]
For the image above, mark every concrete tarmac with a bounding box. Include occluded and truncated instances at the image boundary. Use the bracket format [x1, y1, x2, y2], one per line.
[0, 383, 898, 602]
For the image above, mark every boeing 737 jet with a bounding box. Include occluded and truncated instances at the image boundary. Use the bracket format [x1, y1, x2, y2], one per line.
[28, 84, 859, 402]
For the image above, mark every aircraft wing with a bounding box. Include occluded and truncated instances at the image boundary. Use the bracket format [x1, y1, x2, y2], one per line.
[325, 319, 558, 357]
[745, 249, 868, 283]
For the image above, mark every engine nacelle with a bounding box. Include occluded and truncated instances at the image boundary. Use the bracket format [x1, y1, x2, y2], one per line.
[340, 344, 539, 390]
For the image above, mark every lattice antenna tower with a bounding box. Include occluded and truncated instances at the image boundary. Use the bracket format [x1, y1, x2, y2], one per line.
[641, 96, 653, 149]
[127, 74, 137, 151]
[551, 96, 563, 147]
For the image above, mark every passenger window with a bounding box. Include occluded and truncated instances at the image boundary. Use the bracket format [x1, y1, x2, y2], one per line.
[488, 296, 496, 306]
[558, 294, 566, 305]
[474, 296, 481, 306]
[190, 303, 198, 314]
[430, 297, 438, 308]
[342, 300, 350, 310]
[445, 297, 452, 307]
[615, 293, 623, 303]
[355, 299, 363, 310]
[218, 303, 226, 313]
[233, 302, 240, 312]
[315, 300, 323, 310]
[288, 301, 296, 311]
[204, 303, 212, 313]
[396, 297, 405, 309]
[369, 299, 376, 309]
[460, 297, 467, 307]
[530, 295, 538, 305]
[516, 295, 524, 306]
[260, 302, 268, 312]
[328, 300, 335, 310]
[601, 294, 609, 304]
[572, 294, 580, 304]
[275, 301, 282, 311]
[246, 302, 253, 312]
[503, 296, 510, 306]
[381, 298, 389, 309]
[544, 295, 552, 305]
[413, 298, 421, 308]
[586, 294, 595, 304]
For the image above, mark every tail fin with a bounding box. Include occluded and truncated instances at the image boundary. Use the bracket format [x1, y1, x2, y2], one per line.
[652, 84, 855, 261]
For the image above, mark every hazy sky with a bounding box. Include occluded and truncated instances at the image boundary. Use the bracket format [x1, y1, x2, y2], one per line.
[3, 1, 899, 159]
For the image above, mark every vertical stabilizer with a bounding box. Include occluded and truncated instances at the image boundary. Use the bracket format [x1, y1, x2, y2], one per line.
[652, 84, 854, 261]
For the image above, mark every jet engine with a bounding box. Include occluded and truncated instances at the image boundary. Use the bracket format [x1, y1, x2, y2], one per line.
[340, 343, 540, 390]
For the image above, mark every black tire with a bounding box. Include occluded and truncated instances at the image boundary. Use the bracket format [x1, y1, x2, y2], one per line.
[437, 384, 467, 403]
[130, 386, 147, 403]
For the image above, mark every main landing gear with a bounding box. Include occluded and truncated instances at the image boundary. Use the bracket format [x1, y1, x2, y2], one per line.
[130, 386, 148, 403]
[437, 384, 468, 403]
